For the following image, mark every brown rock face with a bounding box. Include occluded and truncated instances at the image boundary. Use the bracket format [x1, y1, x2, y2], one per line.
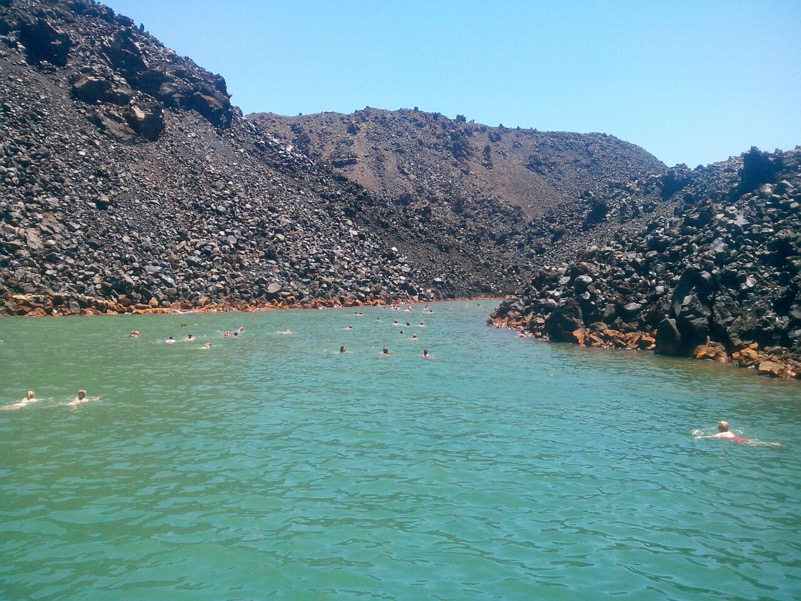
[124, 102, 164, 141]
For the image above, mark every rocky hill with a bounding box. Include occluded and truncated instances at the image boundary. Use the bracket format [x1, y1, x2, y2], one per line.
[1, 0, 684, 315]
[0, 0, 461, 315]
[253, 109, 665, 221]
[491, 147, 801, 377]
[252, 110, 670, 291]
[0, 0, 679, 314]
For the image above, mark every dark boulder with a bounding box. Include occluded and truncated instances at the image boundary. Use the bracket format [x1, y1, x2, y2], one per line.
[544, 298, 584, 342]
[124, 102, 164, 141]
[656, 318, 683, 355]
[191, 91, 232, 128]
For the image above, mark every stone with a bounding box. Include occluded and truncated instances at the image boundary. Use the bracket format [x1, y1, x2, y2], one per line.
[656, 318, 683, 355]
[758, 360, 784, 377]
[125, 102, 164, 141]
[544, 299, 584, 342]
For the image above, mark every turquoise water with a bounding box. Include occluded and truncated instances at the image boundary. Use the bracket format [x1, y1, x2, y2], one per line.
[1, 302, 799, 600]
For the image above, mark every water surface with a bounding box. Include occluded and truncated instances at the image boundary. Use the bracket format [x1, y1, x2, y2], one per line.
[1, 303, 799, 600]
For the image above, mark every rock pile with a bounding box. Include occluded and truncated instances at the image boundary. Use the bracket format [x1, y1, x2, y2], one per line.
[0, 0, 433, 315]
[491, 148, 801, 378]
[253, 109, 669, 293]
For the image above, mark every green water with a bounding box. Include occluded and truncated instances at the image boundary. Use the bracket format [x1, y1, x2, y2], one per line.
[1, 302, 799, 600]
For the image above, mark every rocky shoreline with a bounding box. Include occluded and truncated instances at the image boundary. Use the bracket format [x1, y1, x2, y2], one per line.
[2, 291, 500, 317]
[489, 316, 800, 379]
[492, 147, 801, 379]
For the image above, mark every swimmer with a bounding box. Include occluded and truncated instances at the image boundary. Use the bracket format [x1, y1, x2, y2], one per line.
[380, 347, 390, 356]
[400, 330, 405, 335]
[165, 336, 176, 344]
[412, 334, 418, 340]
[338, 325, 353, 331]
[223, 330, 232, 338]
[419, 322, 425, 327]
[694, 421, 780, 446]
[339, 345, 347, 353]
[187, 334, 195, 341]
[201, 342, 212, 349]
[277, 329, 292, 335]
[238, 326, 245, 332]
[2, 390, 38, 411]
[393, 320, 399, 326]
[129, 330, 139, 338]
[67, 389, 88, 407]
[375, 316, 381, 322]
[422, 349, 433, 359]
[181, 323, 188, 327]
[67, 389, 99, 409]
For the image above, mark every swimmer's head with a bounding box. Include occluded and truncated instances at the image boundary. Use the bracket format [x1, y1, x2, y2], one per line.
[78, 390, 86, 398]
[27, 390, 35, 399]
[340, 346, 346, 353]
[718, 421, 730, 432]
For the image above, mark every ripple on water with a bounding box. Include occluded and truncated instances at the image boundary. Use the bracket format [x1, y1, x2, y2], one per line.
[0, 304, 799, 600]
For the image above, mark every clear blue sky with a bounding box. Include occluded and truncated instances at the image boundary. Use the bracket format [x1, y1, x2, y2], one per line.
[102, 0, 800, 168]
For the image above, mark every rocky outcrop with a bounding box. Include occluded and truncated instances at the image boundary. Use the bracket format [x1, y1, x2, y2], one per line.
[1, 0, 233, 143]
[251, 110, 669, 294]
[491, 148, 801, 378]
[0, 0, 440, 315]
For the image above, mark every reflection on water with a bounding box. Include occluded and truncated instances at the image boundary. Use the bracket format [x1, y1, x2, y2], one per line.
[1, 302, 799, 600]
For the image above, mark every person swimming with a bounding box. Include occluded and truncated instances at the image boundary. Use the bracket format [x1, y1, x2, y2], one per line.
[201, 342, 212, 349]
[380, 347, 390, 356]
[67, 389, 99, 409]
[277, 329, 292, 335]
[165, 336, 176, 344]
[129, 330, 139, 338]
[2, 390, 37, 411]
[339, 345, 347, 353]
[223, 330, 232, 338]
[412, 334, 418, 340]
[422, 349, 432, 359]
[187, 334, 195, 341]
[338, 325, 353, 331]
[694, 420, 749, 442]
[67, 390, 87, 407]
[694, 421, 781, 445]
